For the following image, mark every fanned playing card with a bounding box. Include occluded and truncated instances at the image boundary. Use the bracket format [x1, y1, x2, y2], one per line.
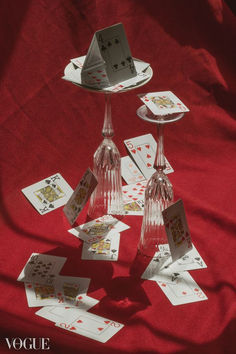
[22, 173, 73, 215]
[63, 168, 98, 225]
[55, 310, 124, 343]
[81, 23, 137, 89]
[162, 199, 193, 262]
[139, 91, 189, 116]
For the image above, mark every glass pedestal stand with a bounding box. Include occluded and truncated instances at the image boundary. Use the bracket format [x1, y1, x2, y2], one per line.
[136, 105, 185, 257]
[88, 93, 124, 219]
[63, 60, 153, 219]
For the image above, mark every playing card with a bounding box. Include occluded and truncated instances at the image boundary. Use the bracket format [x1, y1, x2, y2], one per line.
[63, 168, 98, 225]
[63, 58, 151, 92]
[124, 134, 173, 179]
[162, 199, 193, 262]
[142, 243, 206, 283]
[139, 91, 189, 116]
[70, 56, 86, 69]
[22, 173, 73, 215]
[158, 243, 207, 272]
[122, 181, 147, 204]
[123, 200, 144, 215]
[95, 23, 136, 84]
[156, 271, 208, 305]
[121, 156, 145, 184]
[24, 276, 91, 307]
[81, 233, 120, 261]
[36, 299, 99, 323]
[55, 310, 124, 343]
[68, 215, 129, 244]
[17, 253, 67, 285]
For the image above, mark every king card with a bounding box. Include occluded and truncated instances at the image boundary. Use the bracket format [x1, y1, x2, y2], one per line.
[162, 199, 193, 262]
[22, 173, 73, 215]
[17, 253, 67, 285]
[63, 168, 98, 225]
[56, 310, 124, 343]
[139, 91, 189, 116]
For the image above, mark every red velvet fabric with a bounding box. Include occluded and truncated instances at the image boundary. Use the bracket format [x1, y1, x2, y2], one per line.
[0, 0, 236, 353]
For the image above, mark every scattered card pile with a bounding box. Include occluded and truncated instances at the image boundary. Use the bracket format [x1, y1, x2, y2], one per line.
[142, 200, 208, 305]
[68, 215, 130, 261]
[63, 23, 151, 92]
[17, 253, 124, 343]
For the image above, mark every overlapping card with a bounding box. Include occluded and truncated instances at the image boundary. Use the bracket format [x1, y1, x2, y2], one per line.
[68, 215, 130, 261]
[141, 199, 208, 305]
[138, 91, 189, 116]
[63, 23, 151, 91]
[18, 253, 124, 342]
[63, 168, 98, 225]
[123, 134, 174, 180]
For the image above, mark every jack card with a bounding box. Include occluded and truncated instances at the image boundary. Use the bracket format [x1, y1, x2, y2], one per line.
[55, 310, 124, 343]
[63, 168, 98, 225]
[81, 233, 120, 261]
[139, 91, 189, 116]
[17, 253, 67, 285]
[156, 271, 208, 306]
[162, 199, 193, 262]
[68, 215, 129, 244]
[22, 173, 73, 215]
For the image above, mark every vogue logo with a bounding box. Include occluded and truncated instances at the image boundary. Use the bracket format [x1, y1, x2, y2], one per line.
[5, 337, 50, 350]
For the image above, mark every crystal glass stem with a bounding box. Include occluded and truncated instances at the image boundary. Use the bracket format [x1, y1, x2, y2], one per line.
[88, 93, 124, 219]
[138, 122, 173, 257]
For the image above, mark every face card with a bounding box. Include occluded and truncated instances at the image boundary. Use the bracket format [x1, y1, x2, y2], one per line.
[36, 299, 99, 323]
[162, 199, 193, 262]
[139, 91, 189, 116]
[156, 271, 208, 305]
[121, 156, 145, 184]
[123, 200, 144, 215]
[55, 310, 124, 343]
[81, 233, 120, 261]
[24, 276, 91, 307]
[17, 253, 67, 285]
[122, 181, 147, 204]
[68, 215, 129, 244]
[95, 23, 137, 85]
[63, 168, 98, 225]
[22, 173, 73, 215]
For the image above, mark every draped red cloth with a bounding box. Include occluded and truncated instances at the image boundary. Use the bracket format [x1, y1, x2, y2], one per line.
[0, 0, 235, 353]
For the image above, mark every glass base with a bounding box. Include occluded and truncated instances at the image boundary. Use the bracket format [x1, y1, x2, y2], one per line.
[88, 138, 124, 219]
